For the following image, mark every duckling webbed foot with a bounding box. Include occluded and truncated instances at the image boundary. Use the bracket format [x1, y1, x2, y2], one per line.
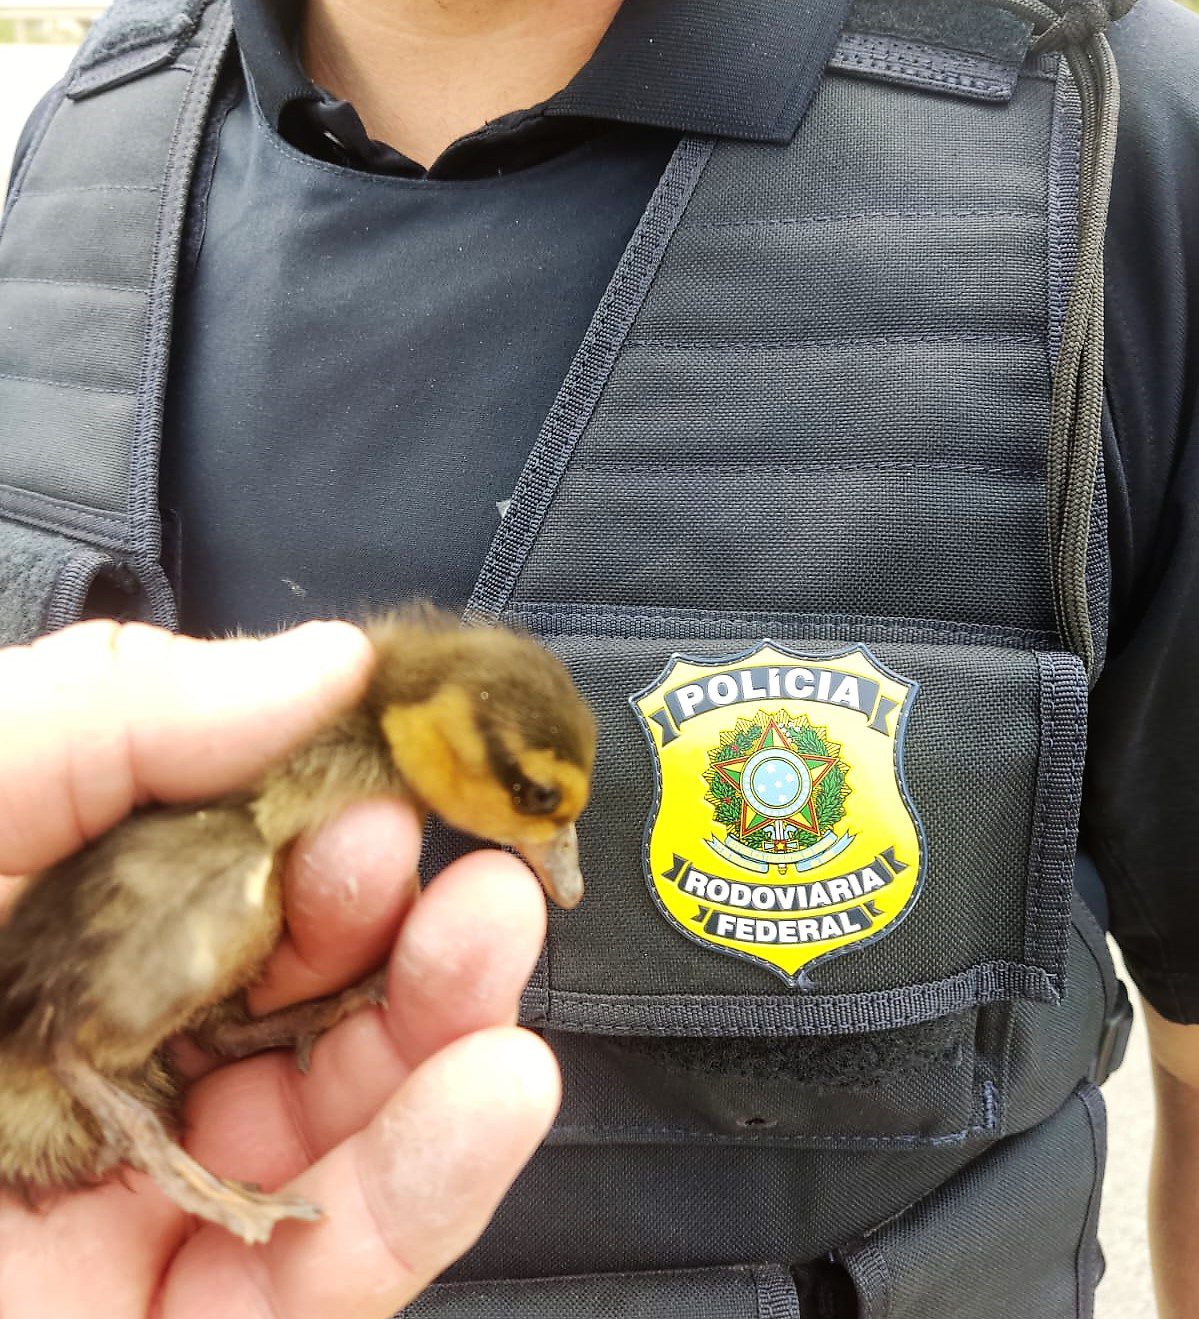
[51, 1045, 322, 1243]
[192, 967, 388, 1073]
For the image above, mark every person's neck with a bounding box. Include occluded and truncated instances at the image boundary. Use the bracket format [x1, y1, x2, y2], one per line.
[300, 0, 624, 167]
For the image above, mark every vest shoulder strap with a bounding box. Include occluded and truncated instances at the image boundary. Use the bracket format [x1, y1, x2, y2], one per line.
[0, 0, 231, 643]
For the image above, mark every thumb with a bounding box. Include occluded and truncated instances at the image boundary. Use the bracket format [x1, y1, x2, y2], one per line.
[0, 619, 374, 874]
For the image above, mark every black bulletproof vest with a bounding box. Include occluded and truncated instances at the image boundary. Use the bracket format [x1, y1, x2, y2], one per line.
[0, 0, 1138, 1314]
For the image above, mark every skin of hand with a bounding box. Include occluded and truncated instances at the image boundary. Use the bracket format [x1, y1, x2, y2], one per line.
[0, 619, 561, 1319]
[1144, 1000, 1199, 1319]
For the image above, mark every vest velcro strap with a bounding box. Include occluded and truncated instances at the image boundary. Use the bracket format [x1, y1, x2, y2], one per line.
[833, 0, 1036, 103]
[67, 0, 210, 99]
[0, 517, 138, 644]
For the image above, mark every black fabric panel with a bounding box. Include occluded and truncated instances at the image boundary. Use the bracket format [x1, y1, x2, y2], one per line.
[445, 1138, 973, 1281]
[840, 1085, 1105, 1318]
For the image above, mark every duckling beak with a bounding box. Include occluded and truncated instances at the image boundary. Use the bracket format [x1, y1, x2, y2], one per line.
[519, 824, 585, 909]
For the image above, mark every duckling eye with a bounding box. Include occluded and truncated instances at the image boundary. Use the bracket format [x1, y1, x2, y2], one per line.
[516, 782, 561, 815]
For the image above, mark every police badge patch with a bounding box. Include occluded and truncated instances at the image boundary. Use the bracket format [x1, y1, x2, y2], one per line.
[630, 643, 924, 986]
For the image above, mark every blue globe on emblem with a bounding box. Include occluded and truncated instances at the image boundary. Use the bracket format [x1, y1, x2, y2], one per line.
[742, 748, 812, 817]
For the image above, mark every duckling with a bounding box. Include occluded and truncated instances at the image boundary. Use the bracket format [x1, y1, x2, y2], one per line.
[0, 606, 595, 1243]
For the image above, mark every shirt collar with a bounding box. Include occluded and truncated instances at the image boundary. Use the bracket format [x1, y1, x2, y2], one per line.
[232, 0, 851, 147]
[548, 0, 851, 143]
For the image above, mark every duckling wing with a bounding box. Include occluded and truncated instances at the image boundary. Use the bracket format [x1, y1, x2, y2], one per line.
[0, 803, 283, 1068]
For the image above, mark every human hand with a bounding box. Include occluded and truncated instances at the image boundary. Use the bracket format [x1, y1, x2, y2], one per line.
[0, 620, 560, 1317]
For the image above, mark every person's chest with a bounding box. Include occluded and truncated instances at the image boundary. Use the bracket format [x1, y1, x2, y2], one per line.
[161, 84, 675, 636]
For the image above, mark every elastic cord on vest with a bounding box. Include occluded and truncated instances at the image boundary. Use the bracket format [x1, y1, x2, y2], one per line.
[996, 0, 1133, 681]
[1032, 0, 1139, 51]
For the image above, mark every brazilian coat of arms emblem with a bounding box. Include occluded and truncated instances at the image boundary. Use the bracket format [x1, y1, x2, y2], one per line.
[630, 642, 925, 986]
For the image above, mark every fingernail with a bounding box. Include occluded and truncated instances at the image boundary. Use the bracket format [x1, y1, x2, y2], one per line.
[282, 620, 371, 658]
[267, 621, 374, 680]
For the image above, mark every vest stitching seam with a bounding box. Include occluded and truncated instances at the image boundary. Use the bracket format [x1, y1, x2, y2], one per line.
[0, 369, 135, 396]
[1026, 653, 1057, 970]
[989, 998, 1018, 1141]
[625, 332, 1044, 351]
[0, 276, 147, 295]
[570, 460, 1044, 480]
[419, 1265, 788, 1293]
[684, 207, 1043, 231]
[546, 1118, 994, 1149]
[1047, 56, 1081, 369]
[837, 30, 1015, 76]
[0, 492, 127, 552]
[540, 961, 1057, 1034]
[17, 185, 161, 196]
[833, 46, 1013, 86]
[1026, 652, 1086, 982]
[831, 47, 1012, 96]
[0, 485, 123, 524]
[0, 482, 123, 526]
[837, 31, 1016, 83]
[513, 626, 1057, 647]
[508, 602, 1058, 647]
[980, 1078, 1000, 1134]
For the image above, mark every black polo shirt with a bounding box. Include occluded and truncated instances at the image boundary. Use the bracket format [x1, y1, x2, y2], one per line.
[10, 0, 1199, 1024]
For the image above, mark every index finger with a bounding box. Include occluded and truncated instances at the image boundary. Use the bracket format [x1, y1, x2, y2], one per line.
[0, 619, 373, 874]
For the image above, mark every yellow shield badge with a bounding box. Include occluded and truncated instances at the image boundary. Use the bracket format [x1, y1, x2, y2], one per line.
[630, 643, 925, 986]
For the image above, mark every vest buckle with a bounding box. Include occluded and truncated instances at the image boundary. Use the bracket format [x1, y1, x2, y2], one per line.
[1090, 979, 1133, 1085]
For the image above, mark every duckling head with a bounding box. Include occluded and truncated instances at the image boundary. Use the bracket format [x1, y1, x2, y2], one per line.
[364, 610, 596, 908]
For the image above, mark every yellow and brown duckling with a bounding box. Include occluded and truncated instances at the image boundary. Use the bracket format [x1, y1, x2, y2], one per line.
[0, 606, 595, 1243]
